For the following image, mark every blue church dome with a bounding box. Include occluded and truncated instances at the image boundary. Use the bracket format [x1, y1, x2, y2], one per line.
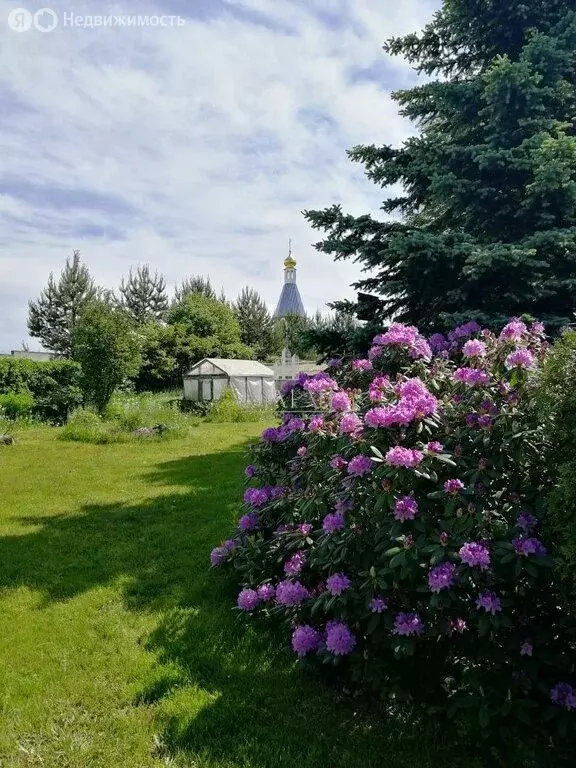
[274, 249, 306, 318]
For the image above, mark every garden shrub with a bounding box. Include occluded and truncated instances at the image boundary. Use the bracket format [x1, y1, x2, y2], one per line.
[0, 358, 82, 423]
[0, 391, 36, 420]
[211, 320, 576, 756]
[206, 387, 277, 423]
[537, 330, 576, 616]
[59, 408, 130, 444]
[60, 393, 198, 444]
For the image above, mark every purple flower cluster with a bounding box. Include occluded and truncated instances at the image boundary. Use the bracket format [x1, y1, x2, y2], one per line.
[476, 591, 501, 614]
[243, 487, 269, 507]
[261, 426, 288, 443]
[450, 618, 467, 634]
[365, 377, 438, 429]
[210, 546, 227, 566]
[244, 464, 256, 478]
[238, 512, 259, 532]
[335, 498, 353, 515]
[237, 588, 260, 611]
[505, 348, 535, 370]
[257, 583, 275, 602]
[459, 541, 490, 569]
[370, 596, 388, 613]
[286, 417, 305, 432]
[308, 415, 324, 432]
[292, 625, 320, 657]
[385, 446, 424, 468]
[520, 640, 533, 657]
[322, 511, 345, 534]
[325, 621, 356, 655]
[303, 372, 338, 394]
[499, 319, 527, 343]
[448, 321, 482, 342]
[352, 358, 373, 371]
[372, 324, 432, 361]
[330, 391, 352, 411]
[550, 683, 576, 710]
[426, 441, 444, 453]
[462, 339, 487, 358]
[444, 478, 464, 494]
[275, 580, 309, 606]
[368, 375, 392, 402]
[393, 495, 418, 521]
[347, 455, 374, 476]
[512, 535, 547, 556]
[284, 551, 307, 575]
[330, 455, 347, 470]
[517, 511, 537, 532]
[429, 333, 449, 353]
[428, 562, 456, 593]
[339, 412, 363, 435]
[326, 572, 351, 595]
[453, 368, 491, 386]
[393, 612, 424, 636]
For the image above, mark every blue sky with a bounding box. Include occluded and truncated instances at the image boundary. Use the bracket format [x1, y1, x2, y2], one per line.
[0, 0, 437, 350]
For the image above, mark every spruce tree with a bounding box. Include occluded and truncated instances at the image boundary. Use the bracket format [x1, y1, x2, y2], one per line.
[233, 287, 278, 360]
[173, 275, 216, 303]
[118, 264, 168, 323]
[304, 0, 576, 333]
[28, 249, 97, 356]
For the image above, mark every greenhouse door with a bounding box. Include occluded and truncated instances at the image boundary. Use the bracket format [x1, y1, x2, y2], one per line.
[212, 378, 227, 400]
[199, 379, 213, 401]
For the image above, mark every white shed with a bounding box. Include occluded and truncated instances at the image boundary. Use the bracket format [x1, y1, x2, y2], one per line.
[183, 358, 277, 404]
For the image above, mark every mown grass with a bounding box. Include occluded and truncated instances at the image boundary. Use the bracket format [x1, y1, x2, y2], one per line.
[0, 425, 483, 768]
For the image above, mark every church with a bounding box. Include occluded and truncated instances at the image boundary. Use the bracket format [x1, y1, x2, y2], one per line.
[271, 244, 324, 387]
[273, 247, 306, 318]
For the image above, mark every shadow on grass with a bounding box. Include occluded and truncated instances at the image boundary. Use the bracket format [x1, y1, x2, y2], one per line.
[0, 440, 479, 768]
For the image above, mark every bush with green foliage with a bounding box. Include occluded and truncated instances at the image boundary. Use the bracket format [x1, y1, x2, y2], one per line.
[133, 294, 255, 391]
[538, 329, 576, 615]
[72, 301, 142, 414]
[211, 320, 576, 759]
[0, 358, 82, 423]
[0, 391, 36, 420]
[60, 393, 198, 444]
[59, 408, 130, 444]
[206, 388, 277, 424]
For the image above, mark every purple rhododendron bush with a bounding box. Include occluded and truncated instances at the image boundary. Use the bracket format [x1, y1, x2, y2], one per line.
[210, 320, 576, 752]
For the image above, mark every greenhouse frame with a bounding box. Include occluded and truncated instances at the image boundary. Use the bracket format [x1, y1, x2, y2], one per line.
[183, 358, 277, 405]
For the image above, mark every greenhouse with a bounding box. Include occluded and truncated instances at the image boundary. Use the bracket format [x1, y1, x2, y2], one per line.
[183, 358, 277, 404]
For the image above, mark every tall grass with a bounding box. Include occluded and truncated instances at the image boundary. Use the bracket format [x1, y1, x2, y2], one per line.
[59, 389, 276, 444]
[60, 392, 199, 444]
[205, 388, 277, 424]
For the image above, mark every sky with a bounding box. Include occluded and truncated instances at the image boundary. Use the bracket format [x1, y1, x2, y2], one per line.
[0, 0, 438, 351]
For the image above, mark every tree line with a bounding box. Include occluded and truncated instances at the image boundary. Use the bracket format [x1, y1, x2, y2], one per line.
[26, 250, 353, 410]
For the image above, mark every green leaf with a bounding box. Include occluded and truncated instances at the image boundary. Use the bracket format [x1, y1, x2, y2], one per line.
[384, 546, 402, 557]
[389, 551, 407, 568]
[479, 705, 490, 729]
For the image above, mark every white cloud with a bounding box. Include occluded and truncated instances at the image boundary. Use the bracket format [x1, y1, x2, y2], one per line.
[0, 0, 437, 350]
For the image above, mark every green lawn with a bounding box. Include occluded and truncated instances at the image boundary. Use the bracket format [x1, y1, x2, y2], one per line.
[0, 424, 478, 768]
